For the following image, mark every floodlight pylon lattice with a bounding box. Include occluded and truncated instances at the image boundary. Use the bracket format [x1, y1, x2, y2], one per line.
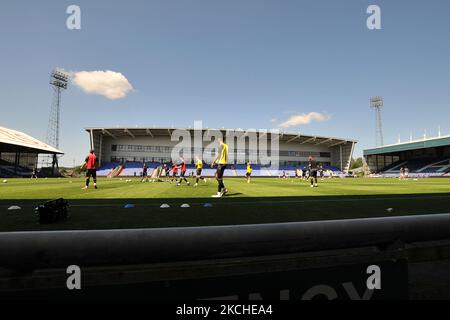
[41, 69, 69, 173]
[370, 96, 384, 147]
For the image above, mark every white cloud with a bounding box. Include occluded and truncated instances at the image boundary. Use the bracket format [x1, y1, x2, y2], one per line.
[72, 70, 134, 100]
[279, 112, 331, 128]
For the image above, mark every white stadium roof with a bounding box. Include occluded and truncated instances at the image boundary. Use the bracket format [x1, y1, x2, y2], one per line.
[0, 126, 64, 154]
[86, 127, 357, 147]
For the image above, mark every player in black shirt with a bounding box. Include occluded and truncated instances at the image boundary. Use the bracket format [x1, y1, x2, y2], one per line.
[302, 168, 307, 180]
[31, 166, 38, 179]
[319, 164, 324, 181]
[309, 156, 318, 188]
[141, 163, 148, 182]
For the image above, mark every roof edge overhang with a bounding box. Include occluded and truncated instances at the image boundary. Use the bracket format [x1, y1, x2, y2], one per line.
[85, 127, 357, 145]
[364, 135, 450, 156]
[0, 126, 64, 155]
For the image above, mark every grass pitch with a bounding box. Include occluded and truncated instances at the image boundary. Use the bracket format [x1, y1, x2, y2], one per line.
[1, 177, 450, 231]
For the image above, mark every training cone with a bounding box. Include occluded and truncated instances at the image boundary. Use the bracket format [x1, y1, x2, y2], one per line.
[124, 204, 135, 209]
[203, 203, 213, 208]
[181, 204, 191, 208]
[160, 204, 170, 209]
[8, 206, 21, 211]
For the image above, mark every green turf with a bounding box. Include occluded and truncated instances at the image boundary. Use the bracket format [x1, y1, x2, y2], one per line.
[1, 177, 450, 232]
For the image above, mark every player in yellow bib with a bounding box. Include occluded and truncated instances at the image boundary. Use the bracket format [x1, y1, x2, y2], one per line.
[211, 138, 228, 198]
[194, 156, 207, 187]
[246, 162, 253, 183]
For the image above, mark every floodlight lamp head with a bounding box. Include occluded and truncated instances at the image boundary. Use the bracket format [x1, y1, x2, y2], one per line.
[370, 96, 383, 109]
[51, 69, 70, 83]
[50, 69, 69, 90]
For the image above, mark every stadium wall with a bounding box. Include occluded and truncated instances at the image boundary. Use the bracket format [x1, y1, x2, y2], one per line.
[88, 128, 356, 172]
[101, 136, 335, 165]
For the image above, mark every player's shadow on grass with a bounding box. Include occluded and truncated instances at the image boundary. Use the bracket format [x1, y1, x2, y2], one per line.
[225, 193, 243, 197]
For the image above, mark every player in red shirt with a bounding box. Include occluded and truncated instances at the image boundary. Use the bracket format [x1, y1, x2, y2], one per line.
[81, 149, 99, 190]
[177, 158, 190, 186]
[170, 162, 179, 183]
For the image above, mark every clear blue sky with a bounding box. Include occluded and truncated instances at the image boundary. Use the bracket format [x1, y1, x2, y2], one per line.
[1, 0, 449, 166]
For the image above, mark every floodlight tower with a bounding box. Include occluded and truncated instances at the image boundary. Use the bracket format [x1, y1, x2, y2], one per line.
[44, 69, 69, 172]
[370, 96, 384, 147]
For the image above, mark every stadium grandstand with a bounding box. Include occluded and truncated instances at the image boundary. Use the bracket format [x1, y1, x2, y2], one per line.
[86, 127, 356, 178]
[364, 134, 450, 177]
[0, 126, 64, 178]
